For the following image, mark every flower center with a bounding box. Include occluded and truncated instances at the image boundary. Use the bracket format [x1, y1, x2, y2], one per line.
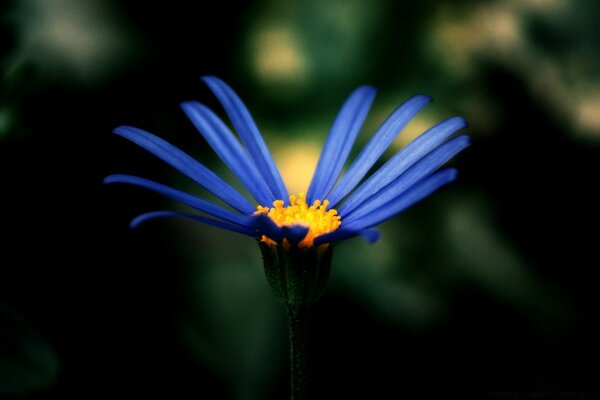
[254, 193, 341, 247]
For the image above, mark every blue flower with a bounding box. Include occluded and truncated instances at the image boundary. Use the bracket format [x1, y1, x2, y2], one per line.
[105, 76, 469, 249]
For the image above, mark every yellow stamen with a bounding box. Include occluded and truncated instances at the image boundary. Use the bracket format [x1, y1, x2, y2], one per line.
[254, 193, 341, 248]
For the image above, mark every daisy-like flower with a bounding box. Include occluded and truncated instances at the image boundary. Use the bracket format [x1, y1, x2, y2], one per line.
[105, 76, 468, 305]
[106, 76, 468, 399]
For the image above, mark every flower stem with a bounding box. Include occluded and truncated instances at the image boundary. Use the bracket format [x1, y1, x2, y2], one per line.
[287, 305, 309, 400]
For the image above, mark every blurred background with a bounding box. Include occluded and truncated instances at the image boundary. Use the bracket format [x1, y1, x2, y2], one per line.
[1, 0, 599, 398]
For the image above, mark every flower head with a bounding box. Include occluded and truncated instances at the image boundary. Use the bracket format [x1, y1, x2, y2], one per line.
[105, 76, 469, 251]
[255, 194, 341, 248]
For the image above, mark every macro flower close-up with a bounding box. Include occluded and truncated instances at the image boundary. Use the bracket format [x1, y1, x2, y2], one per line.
[5, 1, 600, 398]
[105, 76, 469, 254]
[105, 76, 469, 399]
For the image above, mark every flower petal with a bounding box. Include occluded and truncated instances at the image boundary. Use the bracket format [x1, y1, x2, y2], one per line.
[251, 216, 310, 245]
[326, 94, 431, 205]
[312, 227, 380, 245]
[181, 101, 275, 205]
[312, 227, 356, 245]
[130, 211, 257, 236]
[307, 85, 377, 203]
[104, 174, 254, 228]
[337, 116, 467, 214]
[282, 225, 310, 245]
[252, 214, 284, 242]
[358, 229, 381, 243]
[202, 76, 289, 201]
[113, 125, 255, 214]
[342, 168, 458, 232]
[343, 135, 470, 224]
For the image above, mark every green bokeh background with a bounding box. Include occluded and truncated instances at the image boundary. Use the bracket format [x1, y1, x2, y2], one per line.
[1, 0, 599, 398]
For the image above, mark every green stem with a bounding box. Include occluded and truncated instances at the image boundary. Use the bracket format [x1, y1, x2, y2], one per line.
[288, 305, 309, 400]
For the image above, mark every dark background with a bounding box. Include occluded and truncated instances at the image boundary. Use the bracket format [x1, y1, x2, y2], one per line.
[1, 0, 599, 398]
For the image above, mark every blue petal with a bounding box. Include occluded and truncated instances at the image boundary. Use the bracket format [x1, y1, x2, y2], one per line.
[313, 227, 356, 245]
[358, 229, 381, 243]
[306, 86, 377, 203]
[252, 216, 310, 245]
[104, 174, 253, 228]
[337, 116, 467, 214]
[181, 101, 275, 205]
[342, 168, 458, 232]
[312, 227, 379, 245]
[252, 214, 284, 242]
[130, 211, 257, 236]
[342, 135, 470, 224]
[282, 225, 310, 245]
[326, 94, 431, 206]
[113, 126, 255, 214]
[202, 76, 289, 201]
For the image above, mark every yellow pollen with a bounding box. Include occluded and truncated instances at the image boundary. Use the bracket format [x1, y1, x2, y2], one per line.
[254, 193, 341, 248]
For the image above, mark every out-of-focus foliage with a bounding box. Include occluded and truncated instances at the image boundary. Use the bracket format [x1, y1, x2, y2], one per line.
[0, 304, 59, 396]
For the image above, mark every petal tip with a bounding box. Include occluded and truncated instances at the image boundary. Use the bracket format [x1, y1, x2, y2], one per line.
[408, 93, 433, 104]
[359, 229, 381, 244]
[357, 85, 378, 95]
[129, 215, 145, 229]
[200, 75, 219, 83]
[179, 100, 195, 110]
[112, 125, 129, 135]
[446, 167, 459, 181]
[103, 175, 117, 185]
